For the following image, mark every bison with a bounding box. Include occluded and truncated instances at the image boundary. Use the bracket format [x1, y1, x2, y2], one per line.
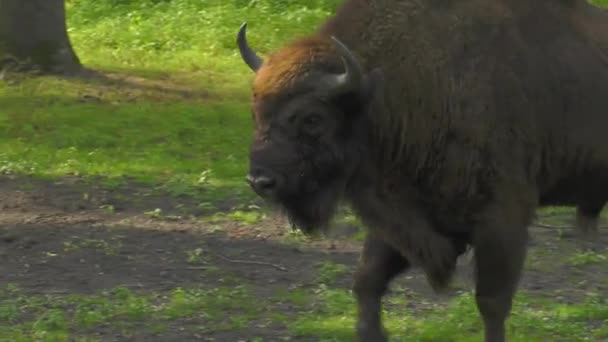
[543, 194, 606, 234]
[236, 0, 608, 341]
[576, 202, 605, 234]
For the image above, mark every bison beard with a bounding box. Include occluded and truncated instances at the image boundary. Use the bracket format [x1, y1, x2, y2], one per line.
[265, 143, 351, 234]
[277, 181, 341, 234]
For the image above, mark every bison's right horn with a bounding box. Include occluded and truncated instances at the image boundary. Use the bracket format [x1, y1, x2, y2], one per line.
[237, 22, 264, 72]
[320, 36, 364, 98]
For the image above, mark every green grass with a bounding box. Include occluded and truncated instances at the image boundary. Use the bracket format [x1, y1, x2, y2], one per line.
[66, 0, 340, 74]
[0, 0, 339, 203]
[289, 287, 608, 342]
[316, 261, 350, 285]
[3, 281, 606, 342]
[205, 207, 267, 224]
[0, 283, 262, 341]
[0, 82, 256, 202]
[592, 0, 608, 7]
[568, 250, 608, 266]
[62, 237, 122, 255]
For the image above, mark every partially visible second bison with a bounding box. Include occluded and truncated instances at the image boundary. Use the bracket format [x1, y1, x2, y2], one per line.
[558, 197, 604, 234]
[237, 0, 608, 341]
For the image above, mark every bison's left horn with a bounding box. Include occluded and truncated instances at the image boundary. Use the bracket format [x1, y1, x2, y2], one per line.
[321, 36, 364, 97]
[237, 22, 264, 72]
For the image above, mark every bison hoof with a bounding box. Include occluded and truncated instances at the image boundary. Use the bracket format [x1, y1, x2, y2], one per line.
[356, 325, 388, 342]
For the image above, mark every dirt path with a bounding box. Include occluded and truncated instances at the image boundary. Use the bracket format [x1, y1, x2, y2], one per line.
[0, 176, 607, 341]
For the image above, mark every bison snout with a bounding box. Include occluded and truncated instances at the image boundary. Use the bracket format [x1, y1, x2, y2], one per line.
[246, 168, 282, 197]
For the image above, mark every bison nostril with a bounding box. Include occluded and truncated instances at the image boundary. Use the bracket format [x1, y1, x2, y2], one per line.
[254, 176, 276, 190]
[246, 173, 277, 194]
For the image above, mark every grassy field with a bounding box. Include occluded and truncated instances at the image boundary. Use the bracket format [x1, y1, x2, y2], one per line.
[1, 0, 607, 201]
[0, 0, 607, 341]
[1, 0, 341, 204]
[2, 282, 607, 341]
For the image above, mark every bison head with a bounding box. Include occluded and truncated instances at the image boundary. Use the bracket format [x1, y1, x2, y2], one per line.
[237, 23, 380, 234]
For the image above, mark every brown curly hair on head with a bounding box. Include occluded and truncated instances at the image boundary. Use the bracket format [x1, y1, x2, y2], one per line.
[252, 36, 340, 98]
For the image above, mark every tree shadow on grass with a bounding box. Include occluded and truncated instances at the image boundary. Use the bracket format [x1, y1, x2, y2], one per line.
[0, 175, 258, 219]
[1, 65, 242, 103]
[70, 67, 215, 102]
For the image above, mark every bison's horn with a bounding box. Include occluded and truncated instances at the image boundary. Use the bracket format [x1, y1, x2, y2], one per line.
[321, 36, 364, 97]
[237, 22, 264, 72]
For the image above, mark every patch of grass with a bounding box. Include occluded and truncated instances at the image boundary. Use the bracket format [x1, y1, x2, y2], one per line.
[523, 240, 581, 272]
[282, 227, 324, 246]
[316, 261, 350, 285]
[0, 285, 155, 341]
[333, 209, 368, 241]
[0, 90, 257, 203]
[205, 208, 266, 225]
[273, 288, 312, 307]
[99, 203, 116, 213]
[567, 250, 608, 266]
[351, 229, 368, 242]
[185, 247, 208, 265]
[289, 287, 608, 341]
[525, 247, 557, 272]
[66, 0, 339, 78]
[162, 285, 256, 320]
[0, 283, 263, 340]
[536, 206, 575, 227]
[71, 286, 153, 327]
[63, 238, 122, 255]
[143, 207, 183, 221]
[0, 0, 341, 204]
[2, 277, 607, 340]
[289, 286, 357, 340]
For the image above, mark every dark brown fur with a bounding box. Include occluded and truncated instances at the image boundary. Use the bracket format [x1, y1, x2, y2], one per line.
[240, 1, 608, 341]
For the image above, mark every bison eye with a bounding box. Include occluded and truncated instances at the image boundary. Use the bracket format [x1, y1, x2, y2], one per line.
[303, 114, 322, 127]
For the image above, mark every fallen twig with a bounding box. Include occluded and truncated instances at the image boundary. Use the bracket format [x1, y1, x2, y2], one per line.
[214, 252, 288, 272]
[43, 289, 70, 294]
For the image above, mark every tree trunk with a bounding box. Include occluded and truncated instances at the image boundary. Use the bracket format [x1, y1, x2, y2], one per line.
[0, 0, 81, 74]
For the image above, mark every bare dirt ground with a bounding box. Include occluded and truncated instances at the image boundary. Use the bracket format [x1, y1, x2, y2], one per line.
[1, 175, 607, 341]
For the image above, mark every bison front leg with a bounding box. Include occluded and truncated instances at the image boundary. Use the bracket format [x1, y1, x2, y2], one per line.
[353, 235, 409, 342]
[473, 202, 532, 342]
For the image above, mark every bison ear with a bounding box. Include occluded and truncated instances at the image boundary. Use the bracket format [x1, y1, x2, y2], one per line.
[360, 67, 384, 105]
[333, 67, 383, 118]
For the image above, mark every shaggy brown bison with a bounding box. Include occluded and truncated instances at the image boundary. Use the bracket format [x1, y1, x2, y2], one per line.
[237, 0, 608, 341]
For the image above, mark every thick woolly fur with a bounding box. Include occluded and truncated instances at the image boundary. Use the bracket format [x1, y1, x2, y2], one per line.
[253, 37, 337, 98]
[247, 0, 608, 289]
